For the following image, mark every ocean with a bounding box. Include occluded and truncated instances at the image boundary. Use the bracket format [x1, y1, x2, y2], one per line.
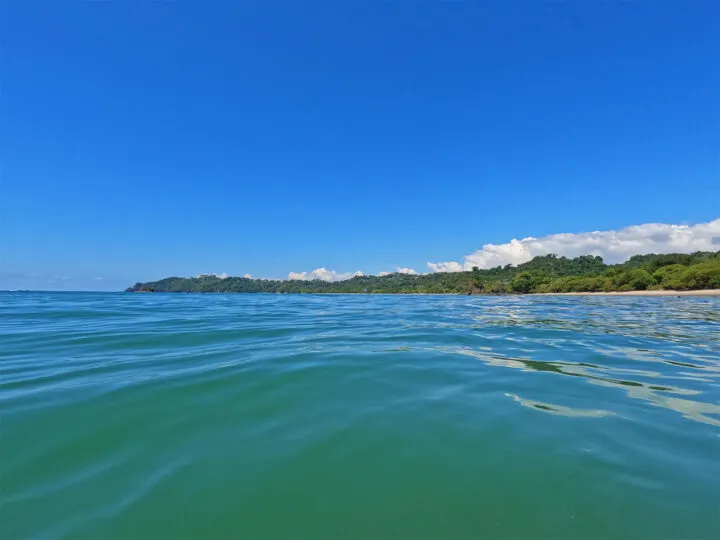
[1, 292, 719, 539]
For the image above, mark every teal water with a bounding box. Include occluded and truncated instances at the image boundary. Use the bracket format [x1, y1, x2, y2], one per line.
[1, 292, 719, 539]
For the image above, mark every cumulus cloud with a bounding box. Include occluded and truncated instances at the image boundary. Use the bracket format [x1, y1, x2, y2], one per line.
[426, 261, 464, 273]
[288, 268, 364, 282]
[377, 267, 419, 276]
[243, 273, 253, 279]
[427, 219, 720, 272]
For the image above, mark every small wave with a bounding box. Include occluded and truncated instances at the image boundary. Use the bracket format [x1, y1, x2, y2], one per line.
[1, 292, 719, 539]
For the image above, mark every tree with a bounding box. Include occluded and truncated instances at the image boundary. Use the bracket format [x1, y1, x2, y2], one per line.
[653, 264, 690, 289]
[510, 271, 551, 293]
[627, 269, 655, 290]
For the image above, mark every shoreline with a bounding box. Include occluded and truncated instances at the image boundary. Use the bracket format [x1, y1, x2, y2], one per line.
[121, 289, 720, 298]
[532, 290, 720, 297]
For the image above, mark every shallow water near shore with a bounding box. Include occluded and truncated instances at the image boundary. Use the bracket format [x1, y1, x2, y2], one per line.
[2, 292, 719, 539]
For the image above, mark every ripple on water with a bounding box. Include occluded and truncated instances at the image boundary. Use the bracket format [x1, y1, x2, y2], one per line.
[1, 292, 719, 539]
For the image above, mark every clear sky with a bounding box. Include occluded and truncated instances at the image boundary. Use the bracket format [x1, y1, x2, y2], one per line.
[2, 1, 718, 291]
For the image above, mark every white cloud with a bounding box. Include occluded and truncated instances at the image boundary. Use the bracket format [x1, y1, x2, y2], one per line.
[243, 273, 253, 279]
[426, 261, 464, 273]
[288, 268, 364, 282]
[94, 277, 104, 281]
[377, 267, 419, 276]
[427, 219, 720, 272]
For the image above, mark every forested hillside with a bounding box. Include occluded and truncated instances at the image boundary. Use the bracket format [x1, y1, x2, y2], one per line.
[126, 251, 720, 294]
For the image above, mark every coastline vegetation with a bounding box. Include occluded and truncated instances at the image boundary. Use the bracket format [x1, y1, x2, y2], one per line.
[126, 251, 720, 294]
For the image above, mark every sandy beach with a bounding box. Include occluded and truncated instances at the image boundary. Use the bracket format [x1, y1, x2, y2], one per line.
[538, 290, 720, 297]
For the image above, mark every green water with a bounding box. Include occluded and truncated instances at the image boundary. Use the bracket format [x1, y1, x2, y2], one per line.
[1, 292, 719, 539]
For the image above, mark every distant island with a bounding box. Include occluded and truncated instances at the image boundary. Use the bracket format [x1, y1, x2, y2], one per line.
[126, 251, 720, 295]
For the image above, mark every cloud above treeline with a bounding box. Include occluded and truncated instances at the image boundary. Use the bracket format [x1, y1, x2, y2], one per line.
[288, 268, 364, 282]
[378, 267, 419, 276]
[284, 219, 719, 281]
[428, 218, 720, 272]
[289, 266, 420, 281]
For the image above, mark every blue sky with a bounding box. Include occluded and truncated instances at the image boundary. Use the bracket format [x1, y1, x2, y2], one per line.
[2, 2, 718, 290]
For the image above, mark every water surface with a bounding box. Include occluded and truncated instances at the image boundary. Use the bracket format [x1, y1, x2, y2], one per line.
[1, 292, 719, 539]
